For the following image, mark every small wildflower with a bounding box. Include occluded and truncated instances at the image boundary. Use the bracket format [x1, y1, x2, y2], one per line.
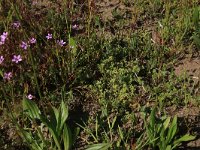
[12, 21, 21, 28]
[72, 24, 78, 30]
[0, 56, 4, 64]
[12, 55, 22, 63]
[20, 41, 29, 50]
[29, 37, 36, 44]
[3, 72, 12, 80]
[46, 33, 52, 40]
[0, 32, 8, 44]
[57, 40, 66, 47]
[27, 94, 33, 100]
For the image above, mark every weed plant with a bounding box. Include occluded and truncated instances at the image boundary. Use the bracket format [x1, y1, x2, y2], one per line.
[0, 0, 199, 149]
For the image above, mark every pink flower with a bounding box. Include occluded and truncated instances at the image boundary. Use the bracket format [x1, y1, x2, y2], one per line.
[20, 41, 29, 50]
[12, 21, 21, 28]
[29, 37, 36, 44]
[27, 94, 33, 100]
[0, 32, 8, 44]
[46, 33, 52, 40]
[3, 72, 12, 80]
[0, 56, 4, 64]
[57, 40, 66, 47]
[72, 24, 79, 30]
[12, 55, 22, 63]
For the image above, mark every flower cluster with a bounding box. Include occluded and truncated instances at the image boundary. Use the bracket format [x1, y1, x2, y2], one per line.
[0, 32, 8, 45]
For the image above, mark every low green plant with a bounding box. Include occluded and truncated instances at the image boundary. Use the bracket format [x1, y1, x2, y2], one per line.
[85, 143, 111, 150]
[18, 98, 79, 150]
[142, 107, 196, 150]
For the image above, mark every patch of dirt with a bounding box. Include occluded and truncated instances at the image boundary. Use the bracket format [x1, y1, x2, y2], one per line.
[175, 57, 200, 94]
[175, 57, 200, 79]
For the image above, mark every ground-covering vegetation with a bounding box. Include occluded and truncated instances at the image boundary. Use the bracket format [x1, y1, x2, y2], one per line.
[0, 0, 200, 149]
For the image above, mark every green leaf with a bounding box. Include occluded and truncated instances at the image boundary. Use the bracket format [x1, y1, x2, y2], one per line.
[166, 116, 177, 143]
[60, 101, 68, 133]
[86, 143, 111, 150]
[63, 124, 72, 150]
[118, 126, 124, 140]
[40, 116, 61, 150]
[163, 117, 171, 130]
[193, 7, 199, 28]
[173, 134, 196, 146]
[111, 116, 117, 129]
[23, 98, 41, 119]
[69, 37, 77, 55]
[0, 70, 3, 77]
[192, 34, 200, 48]
[149, 108, 156, 129]
[166, 145, 172, 150]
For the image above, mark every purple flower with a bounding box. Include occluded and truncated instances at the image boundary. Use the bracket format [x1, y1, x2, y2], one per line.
[72, 24, 78, 30]
[20, 41, 29, 50]
[12, 21, 21, 28]
[57, 40, 66, 47]
[27, 94, 33, 100]
[0, 56, 4, 64]
[3, 72, 12, 80]
[46, 33, 52, 40]
[0, 32, 8, 44]
[12, 55, 22, 63]
[29, 37, 36, 44]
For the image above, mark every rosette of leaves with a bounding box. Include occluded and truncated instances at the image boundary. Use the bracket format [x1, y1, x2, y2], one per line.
[19, 99, 79, 150]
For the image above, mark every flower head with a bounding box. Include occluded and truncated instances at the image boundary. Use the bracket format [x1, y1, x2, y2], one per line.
[0, 56, 4, 64]
[46, 33, 52, 40]
[0, 32, 8, 44]
[3, 72, 12, 80]
[57, 40, 66, 47]
[72, 24, 79, 30]
[20, 41, 29, 50]
[29, 37, 36, 44]
[12, 21, 21, 28]
[27, 94, 33, 100]
[12, 55, 22, 63]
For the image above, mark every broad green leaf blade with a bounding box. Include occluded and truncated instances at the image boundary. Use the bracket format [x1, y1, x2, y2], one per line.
[163, 117, 171, 130]
[63, 124, 72, 150]
[173, 134, 196, 146]
[166, 145, 172, 150]
[23, 98, 41, 119]
[86, 143, 111, 150]
[166, 116, 177, 143]
[21, 130, 43, 150]
[40, 116, 61, 150]
[60, 101, 69, 133]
